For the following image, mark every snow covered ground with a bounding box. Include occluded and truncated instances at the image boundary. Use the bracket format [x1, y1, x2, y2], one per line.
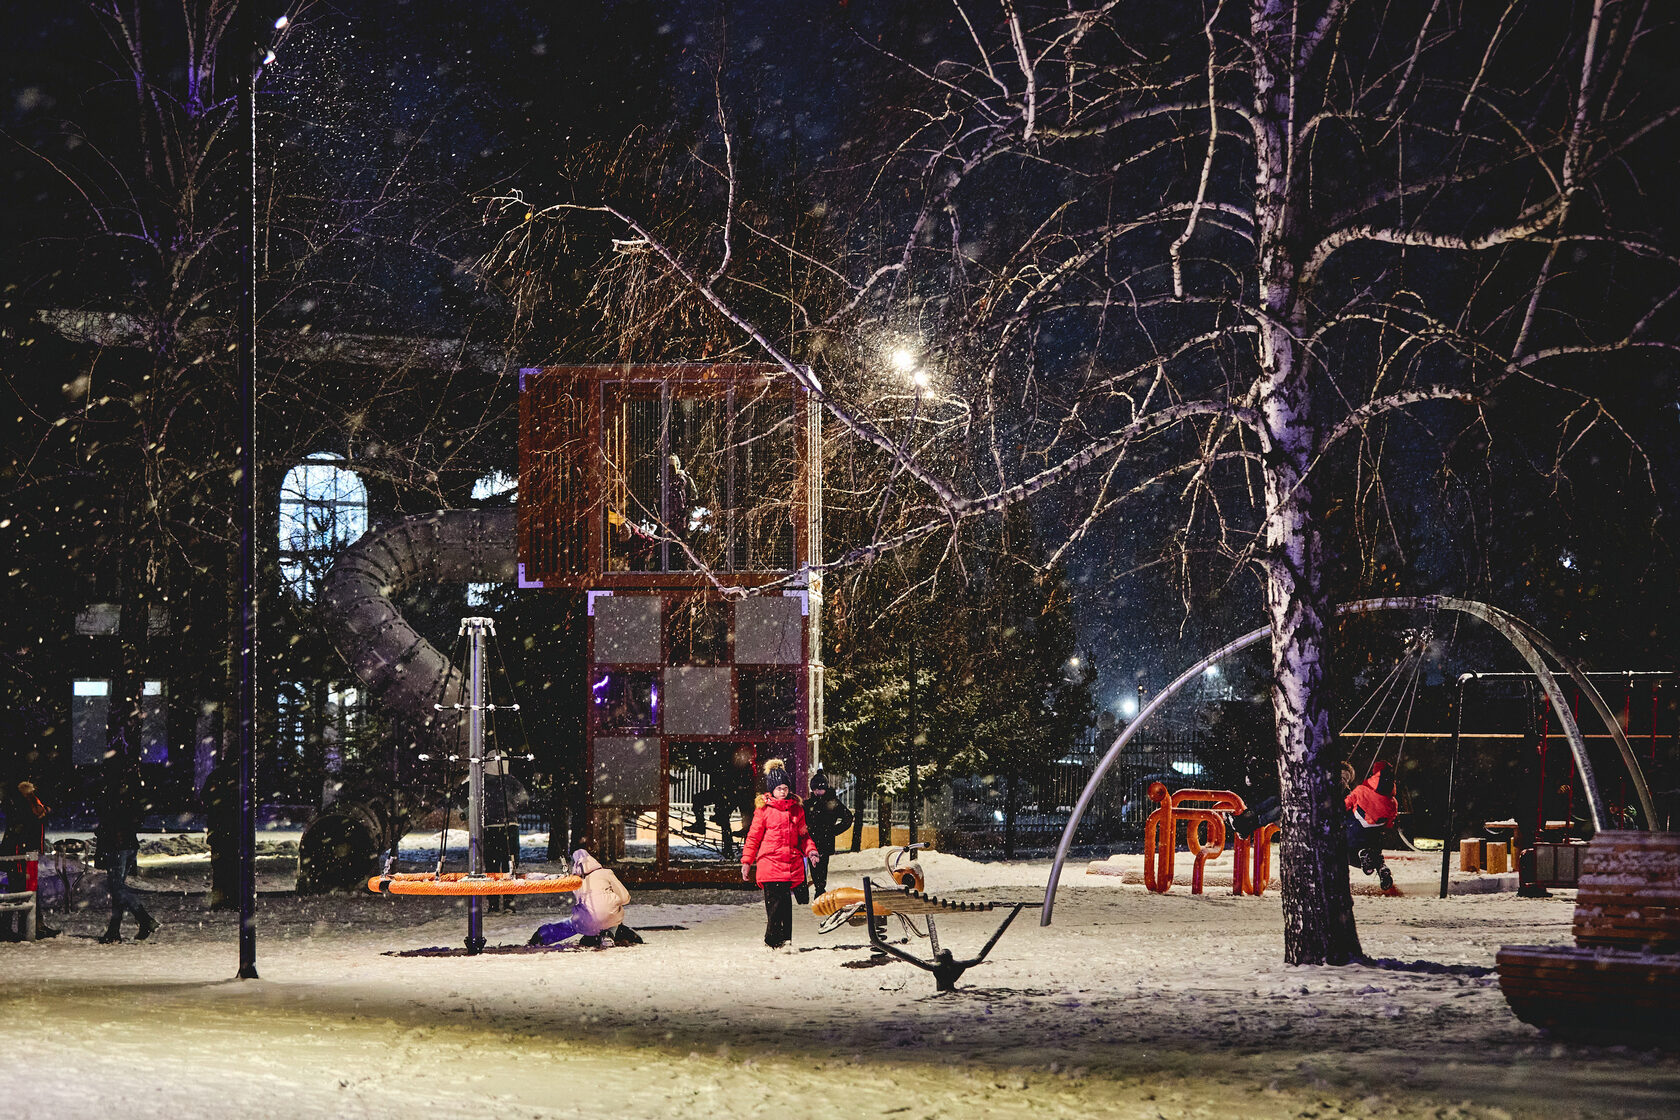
[2, 840, 1676, 1119]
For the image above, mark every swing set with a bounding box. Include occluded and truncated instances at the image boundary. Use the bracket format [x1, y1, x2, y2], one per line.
[1042, 596, 1664, 924]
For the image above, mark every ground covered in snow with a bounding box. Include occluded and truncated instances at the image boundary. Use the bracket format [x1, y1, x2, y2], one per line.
[2, 842, 1676, 1119]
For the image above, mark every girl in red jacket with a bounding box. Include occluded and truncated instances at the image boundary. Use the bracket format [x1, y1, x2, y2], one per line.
[741, 759, 818, 950]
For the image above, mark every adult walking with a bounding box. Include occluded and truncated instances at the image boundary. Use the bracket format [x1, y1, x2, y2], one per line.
[95, 756, 159, 943]
[801, 770, 853, 896]
[741, 759, 817, 951]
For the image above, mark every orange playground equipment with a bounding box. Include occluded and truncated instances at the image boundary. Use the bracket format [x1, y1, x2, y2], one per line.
[1142, 783, 1279, 896]
[368, 871, 582, 897]
[807, 845, 1026, 992]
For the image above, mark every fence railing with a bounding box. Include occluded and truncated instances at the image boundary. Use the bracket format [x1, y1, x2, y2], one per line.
[505, 737, 1218, 853]
[832, 734, 1214, 852]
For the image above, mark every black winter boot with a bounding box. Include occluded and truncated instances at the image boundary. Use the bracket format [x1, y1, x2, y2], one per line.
[136, 912, 161, 941]
[99, 918, 124, 944]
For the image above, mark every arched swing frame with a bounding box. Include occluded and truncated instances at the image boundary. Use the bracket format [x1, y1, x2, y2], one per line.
[1039, 596, 1657, 926]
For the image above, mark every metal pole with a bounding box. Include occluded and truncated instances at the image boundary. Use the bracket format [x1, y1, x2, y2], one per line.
[1440, 673, 1470, 900]
[907, 643, 918, 845]
[464, 616, 491, 955]
[235, 0, 259, 982]
[1536, 690, 1549, 839]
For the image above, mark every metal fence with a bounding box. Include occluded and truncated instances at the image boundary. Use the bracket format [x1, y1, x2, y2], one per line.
[833, 730, 1214, 854]
[507, 734, 1219, 854]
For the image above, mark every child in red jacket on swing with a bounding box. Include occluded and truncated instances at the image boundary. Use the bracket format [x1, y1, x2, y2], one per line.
[741, 759, 818, 951]
[1346, 759, 1399, 892]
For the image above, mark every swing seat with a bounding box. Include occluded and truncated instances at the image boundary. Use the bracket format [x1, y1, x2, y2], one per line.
[368, 871, 582, 896]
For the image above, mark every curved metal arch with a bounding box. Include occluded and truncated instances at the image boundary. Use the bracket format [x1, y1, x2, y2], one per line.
[1040, 595, 1656, 926]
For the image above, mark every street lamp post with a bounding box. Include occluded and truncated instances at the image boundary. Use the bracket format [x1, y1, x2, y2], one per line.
[234, 6, 292, 982]
[235, 0, 259, 982]
[907, 642, 918, 845]
[891, 346, 926, 847]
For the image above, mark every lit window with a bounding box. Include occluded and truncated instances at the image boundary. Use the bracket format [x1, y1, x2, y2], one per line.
[467, 471, 517, 605]
[275, 681, 307, 772]
[472, 470, 517, 501]
[72, 679, 110, 766]
[324, 686, 359, 773]
[278, 453, 368, 600]
[140, 680, 168, 765]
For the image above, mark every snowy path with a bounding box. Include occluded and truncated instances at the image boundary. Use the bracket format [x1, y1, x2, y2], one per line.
[2, 850, 1675, 1119]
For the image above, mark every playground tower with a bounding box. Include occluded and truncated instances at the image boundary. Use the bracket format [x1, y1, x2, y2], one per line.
[518, 365, 823, 882]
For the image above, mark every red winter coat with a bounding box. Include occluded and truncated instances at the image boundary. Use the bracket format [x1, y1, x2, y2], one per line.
[741, 796, 818, 885]
[1345, 762, 1399, 829]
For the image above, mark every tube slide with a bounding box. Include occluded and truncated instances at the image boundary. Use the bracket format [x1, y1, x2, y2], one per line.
[320, 508, 515, 746]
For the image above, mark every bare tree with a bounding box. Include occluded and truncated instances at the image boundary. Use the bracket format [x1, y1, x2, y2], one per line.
[484, 1, 1677, 963]
[5, 1, 520, 800]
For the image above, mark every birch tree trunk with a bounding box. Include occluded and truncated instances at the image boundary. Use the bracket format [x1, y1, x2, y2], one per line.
[1252, 1, 1360, 964]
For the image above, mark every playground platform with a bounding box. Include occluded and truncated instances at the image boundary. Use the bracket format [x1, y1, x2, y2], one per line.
[1086, 848, 1522, 896]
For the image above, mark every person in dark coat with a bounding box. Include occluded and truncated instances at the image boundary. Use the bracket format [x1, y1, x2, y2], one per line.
[2, 778, 60, 940]
[200, 755, 239, 911]
[95, 756, 159, 943]
[801, 771, 853, 897]
[740, 760, 818, 951]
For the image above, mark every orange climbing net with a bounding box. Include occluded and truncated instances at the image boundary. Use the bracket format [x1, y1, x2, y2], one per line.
[367, 872, 583, 897]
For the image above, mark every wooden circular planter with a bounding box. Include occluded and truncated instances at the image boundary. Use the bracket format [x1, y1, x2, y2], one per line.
[1497, 831, 1680, 1043]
